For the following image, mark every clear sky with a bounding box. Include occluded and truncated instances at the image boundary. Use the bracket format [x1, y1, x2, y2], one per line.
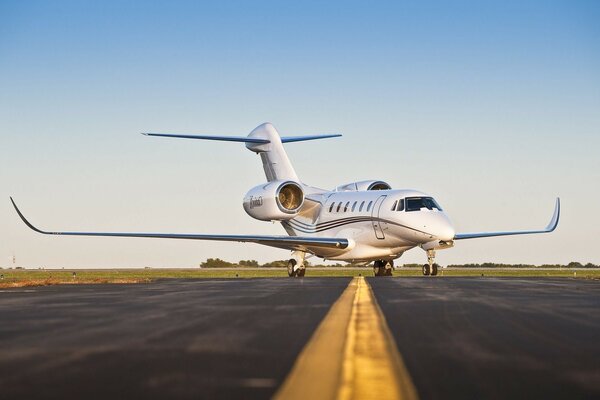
[1, 1, 599, 268]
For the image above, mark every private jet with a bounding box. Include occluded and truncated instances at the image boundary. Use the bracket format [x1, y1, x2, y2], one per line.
[11, 123, 560, 277]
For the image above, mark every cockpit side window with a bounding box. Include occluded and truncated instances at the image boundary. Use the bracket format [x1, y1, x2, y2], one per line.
[405, 197, 442, 212]
[397, 199, 405, 211]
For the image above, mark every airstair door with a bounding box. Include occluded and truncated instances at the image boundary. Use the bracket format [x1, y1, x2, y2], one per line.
[371, 195, 387, 239]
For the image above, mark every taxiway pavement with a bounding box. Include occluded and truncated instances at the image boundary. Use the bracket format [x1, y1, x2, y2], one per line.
[1, 277, 599, 399]
[0, 278, 350, 399]
[370, 277, 600, 399]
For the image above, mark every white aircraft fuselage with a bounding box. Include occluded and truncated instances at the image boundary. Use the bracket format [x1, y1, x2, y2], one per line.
[280, 188, 454, 262]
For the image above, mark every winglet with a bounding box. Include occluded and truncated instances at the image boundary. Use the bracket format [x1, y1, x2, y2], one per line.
[9, 197, 47, 234]
[545, 197, 560, 232]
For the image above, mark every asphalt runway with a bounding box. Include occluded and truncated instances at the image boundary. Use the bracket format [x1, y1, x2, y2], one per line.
[1, 277, 599, 399]
[0, 278, 350, 400]
[370, 278, 600, 399]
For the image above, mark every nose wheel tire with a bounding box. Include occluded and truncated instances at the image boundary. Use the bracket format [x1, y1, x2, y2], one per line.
[422, 264, 431, 276]
[423, 263, 440, 276]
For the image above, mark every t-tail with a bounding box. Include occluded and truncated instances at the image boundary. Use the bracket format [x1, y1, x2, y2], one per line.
[142, 123, 341, 182]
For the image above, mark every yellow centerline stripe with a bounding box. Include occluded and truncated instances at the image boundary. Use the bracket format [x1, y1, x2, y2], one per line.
[274, 277, 418, 400]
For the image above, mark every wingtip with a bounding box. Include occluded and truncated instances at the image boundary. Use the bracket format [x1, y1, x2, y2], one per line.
[546, 197, 561, 232]
[9, 198, 46, 234]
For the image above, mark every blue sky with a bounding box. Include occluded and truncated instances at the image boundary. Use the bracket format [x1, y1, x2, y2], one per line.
[1, 1, 599, 268]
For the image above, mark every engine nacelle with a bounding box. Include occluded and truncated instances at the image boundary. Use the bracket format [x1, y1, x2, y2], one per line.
[335, 180, 391, 192]
[243, 180, 305, 221]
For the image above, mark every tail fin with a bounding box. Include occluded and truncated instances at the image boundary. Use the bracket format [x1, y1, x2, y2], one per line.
[245, 123, 298, 181]
[143, 123, 341, 182]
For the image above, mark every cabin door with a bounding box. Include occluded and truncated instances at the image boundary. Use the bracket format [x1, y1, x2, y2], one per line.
[371, 195, 387, 239]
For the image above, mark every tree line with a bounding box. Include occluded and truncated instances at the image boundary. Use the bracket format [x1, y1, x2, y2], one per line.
[199, 258, 599, 269]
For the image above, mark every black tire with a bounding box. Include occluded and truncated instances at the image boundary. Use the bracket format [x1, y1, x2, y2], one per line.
[422, 264, 431, 276]
[297, 268, 305, 277]
[287, 259, 297, 277]
[384, 260, 393, 276]
[373, 260, 383, 277]
[431, 263, 439, 276]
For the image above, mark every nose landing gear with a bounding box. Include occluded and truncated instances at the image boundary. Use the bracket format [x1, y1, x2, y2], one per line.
[422, 249, 439, 276]
[373, 260, 394, 277]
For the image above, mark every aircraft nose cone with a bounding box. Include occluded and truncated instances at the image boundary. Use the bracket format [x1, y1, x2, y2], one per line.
[436, 224, 455, 242]
[430, 214, 455, 241]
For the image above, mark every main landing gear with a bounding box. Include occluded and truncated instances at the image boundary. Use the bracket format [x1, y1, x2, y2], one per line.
[287, 251, 306, 277]
[373, 260, 393, 277]
[422, 249, 439, 276]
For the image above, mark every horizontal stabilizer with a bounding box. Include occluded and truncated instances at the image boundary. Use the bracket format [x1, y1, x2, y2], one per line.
[142, 133, 270, 144]
[142, 132, 342, 144]
[10, 198, 349, 252]
[281, 134, 342, 143]
[454, 198, 560, 240]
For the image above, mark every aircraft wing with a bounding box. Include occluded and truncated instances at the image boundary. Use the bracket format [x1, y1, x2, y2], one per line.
[454, 198, 560, 240]
[10, 198, 349, 252]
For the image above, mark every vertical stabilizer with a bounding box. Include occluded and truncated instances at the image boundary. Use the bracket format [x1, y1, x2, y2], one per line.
[245, 123, 299, 182]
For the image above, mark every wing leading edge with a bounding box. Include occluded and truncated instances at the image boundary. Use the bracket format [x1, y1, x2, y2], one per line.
[9, 198, 349, 252]
[454, 198, 560, 240]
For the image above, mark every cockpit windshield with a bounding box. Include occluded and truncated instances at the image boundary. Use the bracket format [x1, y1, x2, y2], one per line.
[405, 197, 443, 212]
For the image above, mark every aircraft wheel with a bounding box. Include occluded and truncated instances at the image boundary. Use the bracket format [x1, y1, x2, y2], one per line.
[431, 264, 439, 276]
[287, 259, 297, 277]
[297, 268, 306, 277]
[384, 260, 393, 276]
[422, 264, 431, 276]
[373, 260, 383, 277]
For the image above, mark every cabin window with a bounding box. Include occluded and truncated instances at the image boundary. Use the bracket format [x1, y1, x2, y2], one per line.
[359, 201, 365, 212]
[366, 201, 373, 212]
[391, 200, 397, 211]
[397, 199, 405, 211]
[336, 202, 342, 212]
[351, 201, 357, 212]
[344, 202, 350, 212]
[329, 202, 335, 212]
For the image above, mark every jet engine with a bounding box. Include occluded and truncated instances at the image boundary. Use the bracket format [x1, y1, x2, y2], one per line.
[243, 180, 305, 221]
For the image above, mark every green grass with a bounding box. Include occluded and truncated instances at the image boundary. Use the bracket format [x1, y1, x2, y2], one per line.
[0, 267, 598, 288]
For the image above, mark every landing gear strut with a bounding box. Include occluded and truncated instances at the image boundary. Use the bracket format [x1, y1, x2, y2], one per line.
[373, 260, 394, 277]
[422, 249, 439, 276]
[287, 251, 306, 277]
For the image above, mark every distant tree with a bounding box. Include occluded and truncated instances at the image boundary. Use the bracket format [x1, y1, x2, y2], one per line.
[200, 258, 235, 268]
[261, 260, 288, 268]
[239, 260, 259, 267]
[567, 261, 583, 269]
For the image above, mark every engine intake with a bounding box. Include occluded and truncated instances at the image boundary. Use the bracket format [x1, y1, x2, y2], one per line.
[243, 181, 305, 221]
